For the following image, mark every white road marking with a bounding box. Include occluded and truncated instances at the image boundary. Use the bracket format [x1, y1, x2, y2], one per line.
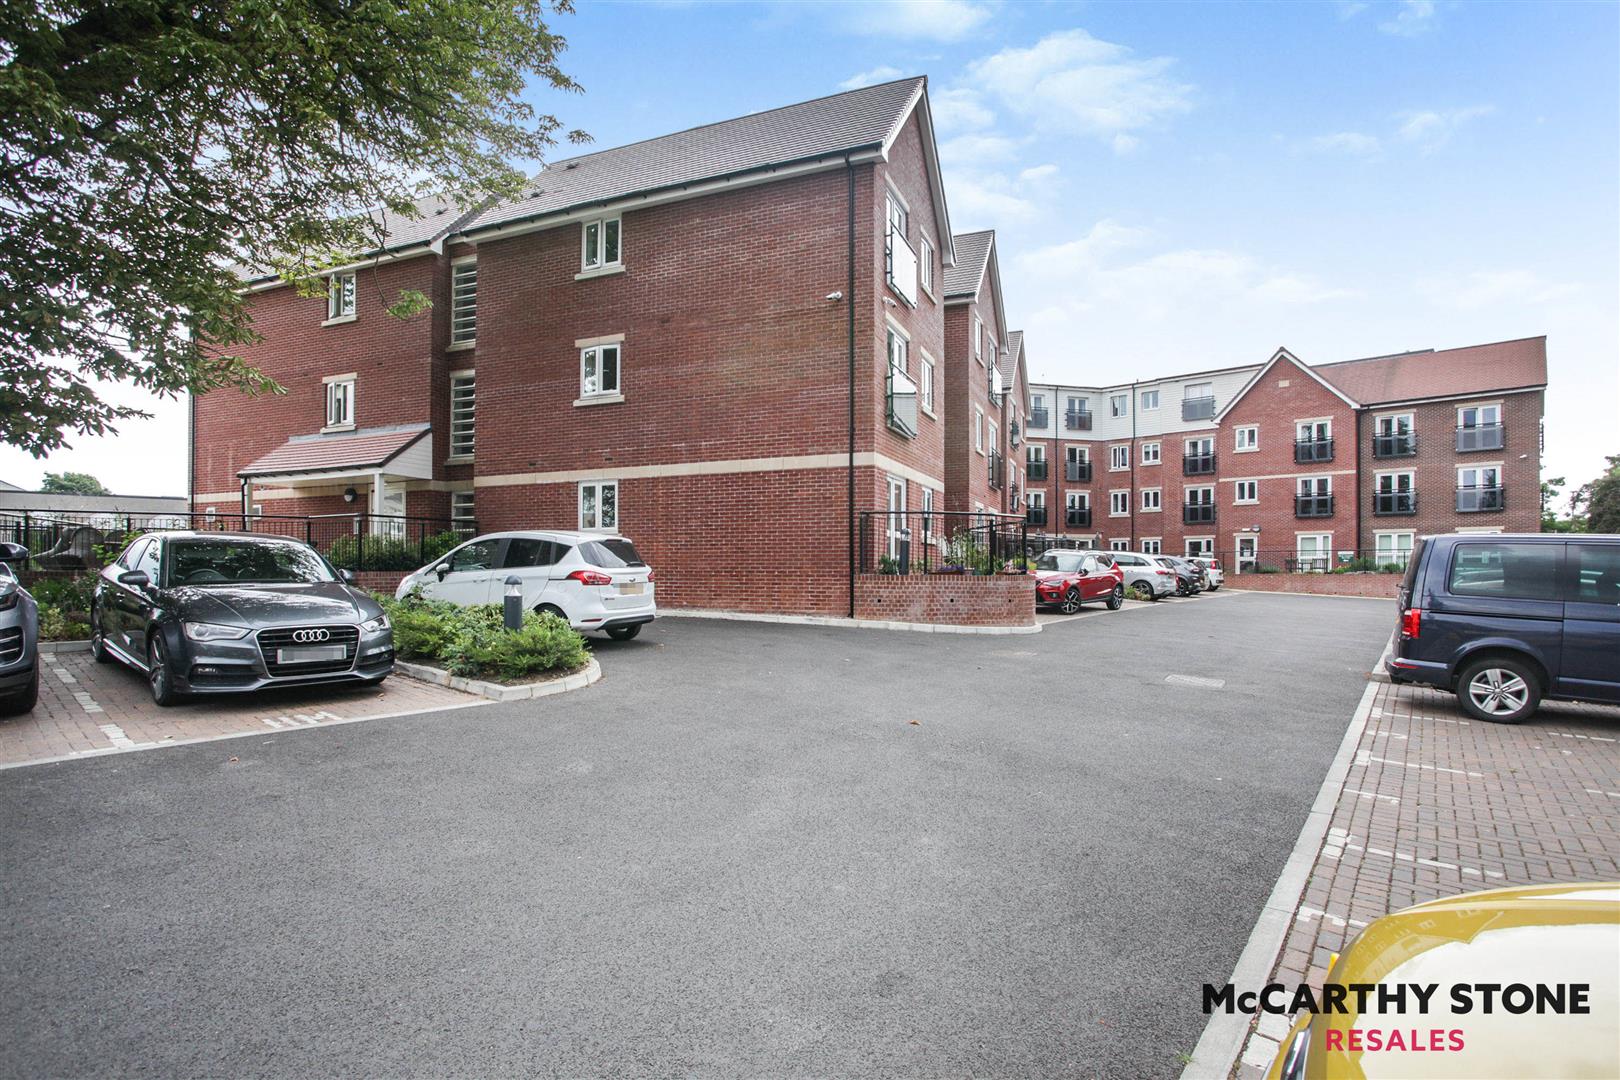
[1357, 751, 1483, 778]
[1549, 731, 1617, 744]
[1343, 787, 1401, 804]
[1333, 833, 1503, 879]
[1166, 673, 1226, 689]
[1297, 906, 1370, 930]
[1585, 788, 1620, 799]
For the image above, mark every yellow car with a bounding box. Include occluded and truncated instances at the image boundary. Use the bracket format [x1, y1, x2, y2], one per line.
[1267, 882, 1619, 1079]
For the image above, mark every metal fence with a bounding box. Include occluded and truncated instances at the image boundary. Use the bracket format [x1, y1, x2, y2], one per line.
[0, 510, 468, 575]
[856, 510, 1029, 575]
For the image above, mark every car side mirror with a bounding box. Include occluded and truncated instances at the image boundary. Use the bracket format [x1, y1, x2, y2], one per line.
[338, 568, 357, 585]
[0, 541, 28, 562]
[117, 569, 150, 589]
[435, 562, 450, 581]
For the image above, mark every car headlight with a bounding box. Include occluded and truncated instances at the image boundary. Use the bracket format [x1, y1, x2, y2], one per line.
[182, 621, 251, 642]
[361, 613, 391, 634]
[0, 583, 18, 611]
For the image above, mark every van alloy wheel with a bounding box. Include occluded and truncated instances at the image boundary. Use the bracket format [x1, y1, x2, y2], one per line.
[1467, 668, 1529, 717]
[1456, 657, 1539, 724]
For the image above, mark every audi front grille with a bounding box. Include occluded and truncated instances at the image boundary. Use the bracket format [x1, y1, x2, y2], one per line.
[0, 626, 22, 665]
[256, 625, 360, 678]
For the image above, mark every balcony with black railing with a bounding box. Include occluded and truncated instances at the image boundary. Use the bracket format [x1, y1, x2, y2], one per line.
[1457, 485, 1505, 512]
[1065, 409, 1093, 431]
[1181, 396, 1216, 421]
[1029, 407, 1050, 429]
[1374, 491, 1418, 516]
[1456, 423, 1505, 452]
[1294, 494, 1335, 518]
[1183, 452, 1217, 476]
[988, 451, 1004, 490]
[1373, 433, 1418, 458]
[1183, 503, 1217, 525]
[1009, 420, 1021, 446]
[1294, 437, 1334, 464]
[1066, 460, 1092, 483]
[1066, 507, 1092, 528]
[1027, 459, 1048, 481]
[1026, 506, 1048, 527]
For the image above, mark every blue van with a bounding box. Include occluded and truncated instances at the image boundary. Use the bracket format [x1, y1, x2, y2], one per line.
[1388, 534, 1620, 723]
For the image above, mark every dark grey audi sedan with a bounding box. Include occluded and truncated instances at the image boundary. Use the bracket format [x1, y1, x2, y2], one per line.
[93, 532, 394, 705]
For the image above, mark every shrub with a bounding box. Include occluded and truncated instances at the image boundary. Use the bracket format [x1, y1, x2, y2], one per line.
[37, 604, 89, 642]
[376, 590, 589, 681]
[28, 574, 96, 618]
[326, 530, 461, 571]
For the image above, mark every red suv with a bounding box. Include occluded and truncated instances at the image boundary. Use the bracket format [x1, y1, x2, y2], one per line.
[1033, 550, 1126, 613]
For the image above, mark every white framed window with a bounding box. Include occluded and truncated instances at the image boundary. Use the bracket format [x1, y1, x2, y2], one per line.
[1141, 538, 1162, 555]
[1185, 486, 1215, 507]
[581, 343, 621, 398]
[324, 375, 354, 429]
[326, 271, 356, 321]
[1141, 441, 1161, 465]
[1185, 381, 1213, 400]
[974, 316, 984, 364]
[988, 420, 999, 456]
[449, 258, 477, 347]
[919, 354, 935, 414]
[921, 486, 935, 533]
[1109, 444, 1130, 471]
[1377, 413, 1414, 436]
[451, 490, 476, 537]
[1141, 488, 1162, 512]
[918, 234, 935, 295]
[1027, 444, 1046, 465]
[1457, 403, 1500, 428]
[886, 193, 909, 240]
[987, 336, 997, 365]
[579, 480, 618, 531]
[581, 215, 622, 270]
[1297, 418, 1331, 442]
[1185, 537, 1214, 557]
[1234, 480, 1258, 504]
[1140, 389, 1160, 411]
[1028, 490, 1045, 511]
[1296, 533, 1332, 572]
[1110, 538, 1131, 552]
[1459, 465, 1501, 489]
[1375, 531, 1415, 568]
[1298, 476, 1332, 497]
[1030, 393, 1045, 415]
[1110, 393, 1128, 417]
[1110, 490, 1130, 516]
[974, 406, 985, 453]
[886, 324, 909, 376]
[448, 371, 475, 459]
[1377, 471, 1415, 493]
[1235, 425, 1258, 452]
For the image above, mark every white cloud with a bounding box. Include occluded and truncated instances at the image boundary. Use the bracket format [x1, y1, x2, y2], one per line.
[1418, 270, 1581, 310]
[1300, 131, 1382, 156]
[938, 132, 1022, 168]
[838, 66, 904, 91]
[839, 0, 993, 43]
[1018, 163, 1059, 183]
[930, 87, 995, 133]
[1380, 0, 1437, 36]
[966, 29, 1194, 146]
[1396, 105, 1493, 151]
[1335, 1, 1370, 19]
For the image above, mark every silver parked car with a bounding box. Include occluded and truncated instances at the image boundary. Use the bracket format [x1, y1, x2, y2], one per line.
[0, 542, 39, 715]
[1108, 551, 1177, 600]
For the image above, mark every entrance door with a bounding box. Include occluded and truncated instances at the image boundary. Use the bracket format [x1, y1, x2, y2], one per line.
[373, 480, 407, 537]
[1237, 535, 1257, 573]
[885, 476, 906, 561]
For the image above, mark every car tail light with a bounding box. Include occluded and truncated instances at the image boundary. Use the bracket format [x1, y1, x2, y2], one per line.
[567, 569, 614, 587]
[647, 570, 655, 582]
[1211, 559, 1222, 570]
[1400, 608, 1421, 639]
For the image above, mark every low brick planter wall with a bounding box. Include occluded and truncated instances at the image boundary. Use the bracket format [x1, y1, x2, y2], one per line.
[352, 570, 410, 595]
[854, 573, 1035, 627]
[1226, 572, 1403, 599]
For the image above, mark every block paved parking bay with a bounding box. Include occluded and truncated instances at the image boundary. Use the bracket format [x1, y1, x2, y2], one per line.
[1, 647, 481, 767]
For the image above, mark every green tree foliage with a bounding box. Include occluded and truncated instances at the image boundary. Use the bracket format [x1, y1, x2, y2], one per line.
[1, 0, 587, 456]
[39, 470, 108, 494]
[1576, 454, 1620, 534]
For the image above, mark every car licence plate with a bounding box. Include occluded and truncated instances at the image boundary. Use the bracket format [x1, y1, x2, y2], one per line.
[618, 582, 645, 595]
[277, 645, 348, 664]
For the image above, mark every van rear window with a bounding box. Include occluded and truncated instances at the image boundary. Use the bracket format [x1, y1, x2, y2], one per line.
[1447, 542, 1560, 601]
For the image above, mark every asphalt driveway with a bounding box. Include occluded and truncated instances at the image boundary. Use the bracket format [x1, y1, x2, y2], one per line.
[0, 592, 1394, 1079]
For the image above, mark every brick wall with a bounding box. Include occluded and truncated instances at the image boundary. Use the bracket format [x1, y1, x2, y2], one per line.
[1225, 572, 1403, 599]
[855, 572, 1035, 626]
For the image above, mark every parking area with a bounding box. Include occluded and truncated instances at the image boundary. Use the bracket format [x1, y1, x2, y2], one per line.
[0, 647, 481, 767]
[2, 593, 1393, 1079]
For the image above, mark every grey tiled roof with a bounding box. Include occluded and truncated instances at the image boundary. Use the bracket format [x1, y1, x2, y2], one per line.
[234, 193, 484, 283]
[999, 330, 1023, 381]
[943, 230, 993, 298]
[463, 78, 927, 235]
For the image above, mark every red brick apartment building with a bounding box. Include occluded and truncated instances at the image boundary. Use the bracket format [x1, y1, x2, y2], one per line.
[1021, 337, 1547, 570]
[193, 78, 999, 618]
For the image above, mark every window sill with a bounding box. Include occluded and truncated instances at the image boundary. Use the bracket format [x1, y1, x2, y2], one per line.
[447, 340, 475, 353]
[1141, 460, 1161, 467]
[921, 405, 937, 421]
[445, 455, 473, 466]
[1234, 446, 1259, 454]
[321, 314, 357, 327]
[574, 393, 626, 408]
[321, 423, 356, 434]
[575, 264, 625, 282]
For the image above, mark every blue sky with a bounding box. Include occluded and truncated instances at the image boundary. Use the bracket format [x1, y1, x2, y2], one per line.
[6, 0, 1615, 498]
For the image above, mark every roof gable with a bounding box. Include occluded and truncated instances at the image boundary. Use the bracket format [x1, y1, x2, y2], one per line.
[1215, 347, 1360, 421]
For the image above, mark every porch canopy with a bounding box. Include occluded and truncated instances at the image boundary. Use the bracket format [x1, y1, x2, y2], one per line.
[237, 423, 433, 519]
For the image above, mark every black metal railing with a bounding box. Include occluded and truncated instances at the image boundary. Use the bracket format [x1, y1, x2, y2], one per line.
[1373, 491, 1418, 516]
[1216, 547, 1417, 575]
[857, 510, 1029, 576]
[1026, 506, 1048, 526]
[988, 451, 1004, 490]
[1183, 452, 1217, 476]
[1456, 423, 1504, 452]
[1009, 420, 1021, 447]
[1182, 396, 1216, 421]
[1294, 494, 1335, 518]
[1027, 459, 1048, 481]
[0, 509, 468, 575]
[1065, 409, 1093, 431]
[1457, 485, 1506, 512]
[1373, 433, 1418, 458]
[1066, 507, 1092, 527]
[1066, 460, 1092, 482]
[1183, 504, 1217, 525]
[1029, 407, 1049, 429]
[1294, 438, 1334, 463]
